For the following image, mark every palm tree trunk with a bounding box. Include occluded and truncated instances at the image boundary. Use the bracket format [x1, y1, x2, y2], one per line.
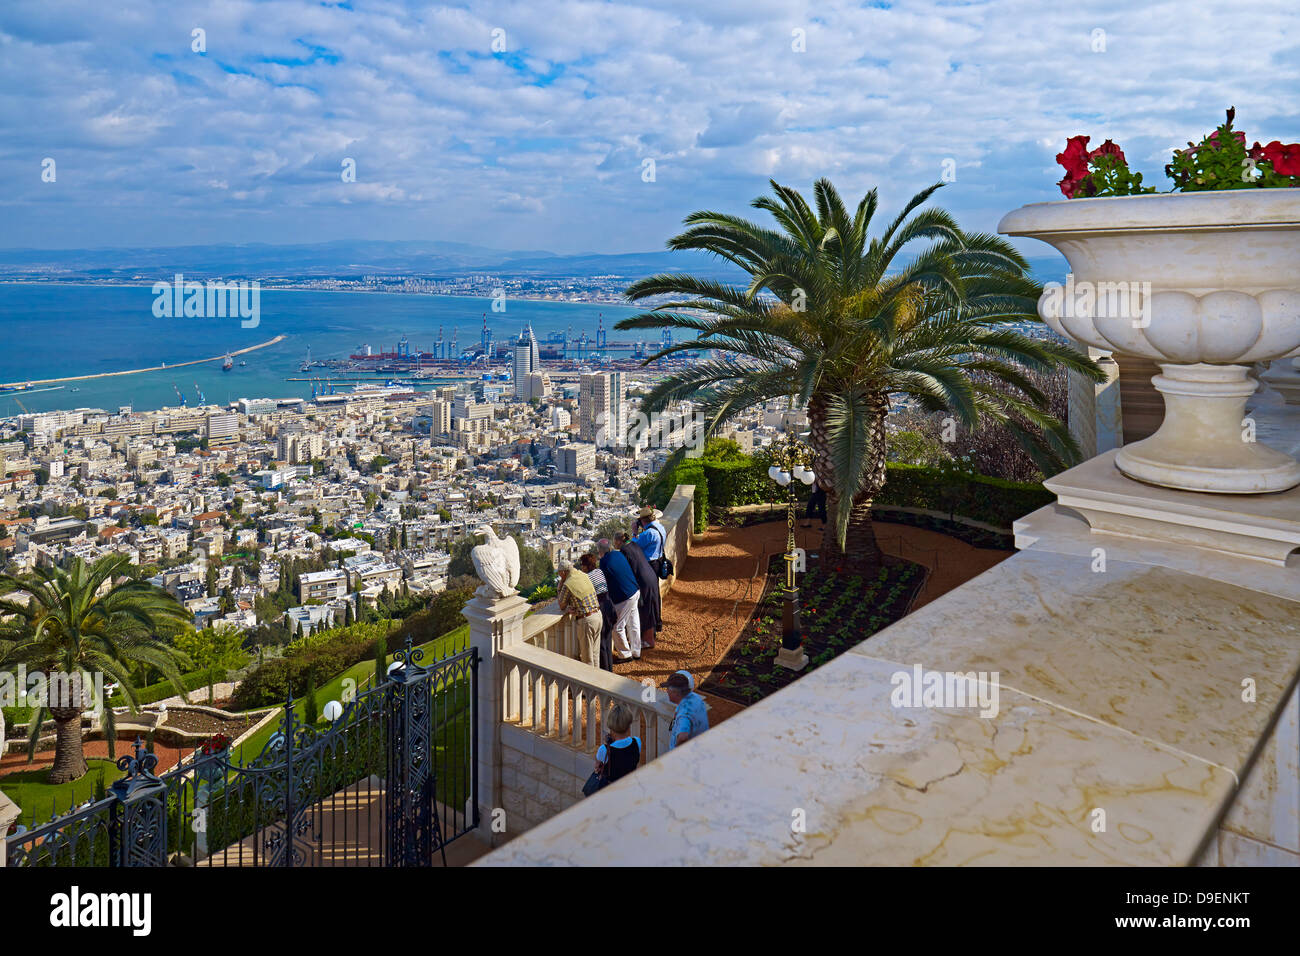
[809, 391, 890, 572]
[821, 491, 884, 573]
[48, 707, 89, 784]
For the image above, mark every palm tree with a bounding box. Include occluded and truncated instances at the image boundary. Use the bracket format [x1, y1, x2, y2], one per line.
[0, 555, 191, 783]
[618, 179, 1102, 569]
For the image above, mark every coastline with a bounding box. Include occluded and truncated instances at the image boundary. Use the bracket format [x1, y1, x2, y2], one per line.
[0, 335, 288, 389]
[0, 279, 639, 309]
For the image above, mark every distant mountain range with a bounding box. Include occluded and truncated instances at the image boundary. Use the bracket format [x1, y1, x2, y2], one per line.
[0, 239, 1068, 284]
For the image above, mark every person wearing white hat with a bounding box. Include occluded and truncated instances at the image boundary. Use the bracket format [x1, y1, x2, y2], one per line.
[660, 671, 708, 749]
[633, 505, 668, 581]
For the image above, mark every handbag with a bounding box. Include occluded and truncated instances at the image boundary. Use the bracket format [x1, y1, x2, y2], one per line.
[583, 738, 613, 797]
[581, 770, 605, 797]
[650, 525, 673, 580]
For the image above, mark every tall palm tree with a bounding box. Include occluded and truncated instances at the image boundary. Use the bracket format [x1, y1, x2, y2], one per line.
[618, 179, 1102, 569]
[0, 555, 191, 783]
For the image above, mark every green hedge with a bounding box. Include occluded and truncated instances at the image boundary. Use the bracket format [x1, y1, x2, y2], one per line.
[107, 669, 227, 709]
[874, 464, 1054, 528]
[641, 460, 709, 534]
[642, 453, 1051, 531]
[230, 588, 475, 711]
[232, 626, 385, 710]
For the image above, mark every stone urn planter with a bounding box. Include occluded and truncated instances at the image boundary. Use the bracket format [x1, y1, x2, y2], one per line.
[999, 190, 1300, 494]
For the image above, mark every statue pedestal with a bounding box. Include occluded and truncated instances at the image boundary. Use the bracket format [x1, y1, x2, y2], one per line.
[462, 589, 531, 847]
[1044, 450, 1300, 566]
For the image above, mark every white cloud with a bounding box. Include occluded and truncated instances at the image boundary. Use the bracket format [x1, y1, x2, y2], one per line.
[0, 0, 1295, 253]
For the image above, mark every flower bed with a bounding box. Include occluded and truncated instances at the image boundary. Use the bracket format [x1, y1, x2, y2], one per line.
[699, 555, 925, 707]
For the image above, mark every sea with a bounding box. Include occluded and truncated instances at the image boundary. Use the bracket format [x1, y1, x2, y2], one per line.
[0, 284, 645, 417]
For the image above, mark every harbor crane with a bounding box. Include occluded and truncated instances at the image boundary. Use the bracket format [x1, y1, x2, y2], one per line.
[172, 383, 186, 407]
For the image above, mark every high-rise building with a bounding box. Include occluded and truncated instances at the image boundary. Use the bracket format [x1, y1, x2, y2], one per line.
[557, 442, 596, 478]
[423, 400, 452, 434]
[525, 371, 551, 401]
[579, 372, 626, 447]
[205, 412, 239, 446]
[512, 325, 540, 397]
[453, 395, 492, 423]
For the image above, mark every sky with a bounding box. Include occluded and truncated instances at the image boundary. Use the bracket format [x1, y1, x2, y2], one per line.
[1, 0, 1297, 256]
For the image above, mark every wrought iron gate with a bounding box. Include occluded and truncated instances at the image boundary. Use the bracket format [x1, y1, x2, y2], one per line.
[6, 642, 478, 868]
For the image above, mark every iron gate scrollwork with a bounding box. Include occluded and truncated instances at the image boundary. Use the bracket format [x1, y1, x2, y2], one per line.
[4, 641, 479, 868]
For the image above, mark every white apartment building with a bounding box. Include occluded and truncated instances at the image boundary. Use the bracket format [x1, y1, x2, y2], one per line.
[579, 372, 626, 447]
[19, 409, 84, 437]
[452, 396, 492, 423]
[205, 412, 239, 445]
[298, 568, 348, 603]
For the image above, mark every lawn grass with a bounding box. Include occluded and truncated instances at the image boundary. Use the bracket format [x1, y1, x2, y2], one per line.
[0, 759, 123, 825]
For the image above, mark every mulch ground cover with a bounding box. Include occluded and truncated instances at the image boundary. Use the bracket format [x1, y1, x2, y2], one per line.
[162, 708, 261, 737]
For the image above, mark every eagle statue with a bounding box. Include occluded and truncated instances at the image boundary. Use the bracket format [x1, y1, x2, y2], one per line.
[471, 525, 521, 597]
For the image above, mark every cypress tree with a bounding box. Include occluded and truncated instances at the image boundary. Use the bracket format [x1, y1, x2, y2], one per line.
[373, 638, 386, 687]
[303, 671, 318, 725]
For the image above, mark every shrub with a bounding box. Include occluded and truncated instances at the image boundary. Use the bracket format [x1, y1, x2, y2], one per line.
[229, 590, 475, 710]
[874, 463, 1053, 528]
[107, 669, 227, 709]
[643, 450, 1052, 531]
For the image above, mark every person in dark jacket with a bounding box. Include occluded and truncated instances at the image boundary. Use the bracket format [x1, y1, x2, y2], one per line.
[803, 478, 828, 528]
[580, 552, 615, 671]
[598, 538, 641, 660]
[616, 531, 661, 651]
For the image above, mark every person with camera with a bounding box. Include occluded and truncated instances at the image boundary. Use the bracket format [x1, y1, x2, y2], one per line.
[584, 702, 641, 796]
[632, 505, 669, 577]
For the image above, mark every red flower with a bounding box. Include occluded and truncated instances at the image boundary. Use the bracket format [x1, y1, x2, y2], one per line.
[1056, 135, 1092, 198]
[1088, 139, 1126, 164]
[1057, 135, 1091, 176]
[1253, 140, 1300, 177]
[1208, 128, 1247, 147]
[201, 732, 232, 756]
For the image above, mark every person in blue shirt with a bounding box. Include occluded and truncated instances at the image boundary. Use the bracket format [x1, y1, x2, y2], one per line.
[633, 506, 668, 570]
[598, 538, 641, 660]
[661, 671, 709, 749]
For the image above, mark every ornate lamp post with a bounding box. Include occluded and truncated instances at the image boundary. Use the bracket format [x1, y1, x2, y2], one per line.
[767, 428, 816, 671]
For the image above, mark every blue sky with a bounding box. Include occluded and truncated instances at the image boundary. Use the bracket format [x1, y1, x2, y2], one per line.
[1, 0, 1297, 255]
